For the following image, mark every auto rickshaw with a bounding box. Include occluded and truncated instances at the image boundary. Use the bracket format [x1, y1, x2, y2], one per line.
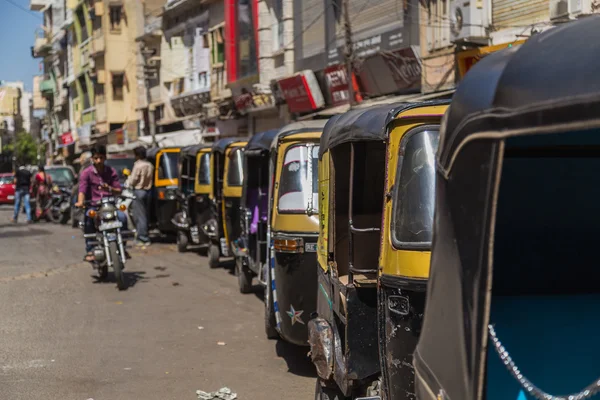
[264, 120, 327, 343]
[308, 101, 449, 399]
[414, 17, 600, 400]
[231, 129, 279, 293]
[147, 147, 181, 235]
[206, 138, 247, 268]
[172, 144, 212, 252]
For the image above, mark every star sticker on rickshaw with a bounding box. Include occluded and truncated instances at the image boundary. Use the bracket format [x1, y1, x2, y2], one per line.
[286, 305, 305, 325]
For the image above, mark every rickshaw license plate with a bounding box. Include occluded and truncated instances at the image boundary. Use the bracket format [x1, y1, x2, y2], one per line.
[99, 221, 123, 231]
[305, 243, 317, 252]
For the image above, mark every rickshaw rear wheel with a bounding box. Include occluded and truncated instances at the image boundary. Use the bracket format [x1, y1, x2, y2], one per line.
[208, 244, 220, 268]
[236, 257, 253, 294]
[264, 270, 279, 339]
[314, 380, 346, 400]
[177, 231, 188, 252]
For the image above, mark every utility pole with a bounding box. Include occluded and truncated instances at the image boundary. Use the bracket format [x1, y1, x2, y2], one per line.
[343, 0, 356, 107]
[141, 44, 158, 146]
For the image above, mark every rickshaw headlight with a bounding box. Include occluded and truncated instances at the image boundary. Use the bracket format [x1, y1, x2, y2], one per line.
[273, 237, 304, 253]
[165, 189, 176, 201]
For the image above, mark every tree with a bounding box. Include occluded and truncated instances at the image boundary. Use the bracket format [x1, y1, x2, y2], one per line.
[4, 131, 43, 167]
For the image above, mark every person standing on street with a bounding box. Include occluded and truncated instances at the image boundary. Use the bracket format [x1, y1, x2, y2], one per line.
[11, 164, 33, 223]
[125, 146, 154, 246]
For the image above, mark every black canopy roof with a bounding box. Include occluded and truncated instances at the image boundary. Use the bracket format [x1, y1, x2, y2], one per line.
[319, 101, 450, 159]
[245, 129, 279, 152]
[415, 16, 600, 400]
[212, 137, 246, 154]
[181, 144, 210, 157]
[146, 146, 180, 162]
[440, 15, 600, 172]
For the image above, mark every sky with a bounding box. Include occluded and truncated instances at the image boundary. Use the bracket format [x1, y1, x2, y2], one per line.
[0, 0, 44, 92]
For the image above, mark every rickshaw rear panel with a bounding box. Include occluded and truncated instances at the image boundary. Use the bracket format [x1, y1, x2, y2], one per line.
[267, 122, 327, 345]
[415, 17, 600, 400]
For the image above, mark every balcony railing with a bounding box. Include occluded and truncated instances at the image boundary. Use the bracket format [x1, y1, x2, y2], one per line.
[29, 0, 49, 11]
[95, 102, 106, 123]
[91, 29, 104, 55]
[39, 76, 56, 95]
[32, 30, 51, 58]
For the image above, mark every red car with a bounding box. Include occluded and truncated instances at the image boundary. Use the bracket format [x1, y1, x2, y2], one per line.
[0, 173, 15, 204]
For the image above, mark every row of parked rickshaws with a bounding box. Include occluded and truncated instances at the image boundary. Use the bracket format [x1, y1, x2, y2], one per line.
[143, 18, 600, 400]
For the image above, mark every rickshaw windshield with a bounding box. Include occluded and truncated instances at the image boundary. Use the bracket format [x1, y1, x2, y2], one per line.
[226, 148, 244, 187]
[392, 128, 439, 248]
[158, 152, 180, 181]
[47, 168, 75, 185]
[197, 153, 210, 185]
[278, 144, 319, 214]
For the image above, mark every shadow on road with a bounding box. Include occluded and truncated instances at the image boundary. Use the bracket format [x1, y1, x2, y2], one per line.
[0, 227, 52, 238]
[275, 340, 318, 378]
[92, 270, 148, 288]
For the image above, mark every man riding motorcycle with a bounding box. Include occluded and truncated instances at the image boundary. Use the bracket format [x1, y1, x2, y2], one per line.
[75, 145, 129, 262]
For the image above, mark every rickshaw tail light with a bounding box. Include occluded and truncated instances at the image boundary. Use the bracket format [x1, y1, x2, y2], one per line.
[158, 191, 165, 200]
[118, 204, 127, 211]
[88, 210, 97, 218]
[274, 238, 304, 253]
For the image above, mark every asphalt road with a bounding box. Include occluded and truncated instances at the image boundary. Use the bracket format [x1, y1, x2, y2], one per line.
[0, 206, 316, 400]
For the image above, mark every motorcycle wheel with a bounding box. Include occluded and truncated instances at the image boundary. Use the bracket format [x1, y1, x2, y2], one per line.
[236, 257, 253, 294]
[314, 380, 347, 400]
[97, 264, 108, 280]
[264, 267, 279, 340]
[208, 244, 220, 269]
[71, 207, 79, 228]
[59, 210, 70, 225]
[109, 242, 127, 290]
[177, 231, 188, 253]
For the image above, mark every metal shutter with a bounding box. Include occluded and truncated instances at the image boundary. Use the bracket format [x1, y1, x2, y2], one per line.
[335, 0, 404, 41]
[301, 0, 326, 59]
[492, 0, 548, 29]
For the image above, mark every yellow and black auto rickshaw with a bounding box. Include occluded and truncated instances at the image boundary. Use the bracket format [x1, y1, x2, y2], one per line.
[415, 18, 600, 400]
[264, 121, 327, 343]
[231, 129, 280, 293]
[172, 144, 212, 252]
[308, 101, 449, 399]
[206, 138, 247, 268]
[147, 147, 181, 235]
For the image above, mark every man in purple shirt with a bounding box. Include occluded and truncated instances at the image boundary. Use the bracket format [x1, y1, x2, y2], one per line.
[75, 145, 128, 261]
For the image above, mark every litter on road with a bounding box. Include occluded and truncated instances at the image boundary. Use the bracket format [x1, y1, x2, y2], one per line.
[196, 387, 237, 400]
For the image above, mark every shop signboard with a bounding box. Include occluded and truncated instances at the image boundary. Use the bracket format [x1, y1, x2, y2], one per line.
[457, 40, 525, 78]
[357, 46, 422, 97]
[323, 64, 362, 107]
[277, 70, 325, 114]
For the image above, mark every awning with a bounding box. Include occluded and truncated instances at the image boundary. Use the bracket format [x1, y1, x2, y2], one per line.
[107, 141, 143, 154]
[137, 129, 204, 148]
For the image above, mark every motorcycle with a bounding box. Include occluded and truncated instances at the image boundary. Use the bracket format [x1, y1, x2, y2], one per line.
[81, 193, 136, 290]
[48, 185, 72, 225]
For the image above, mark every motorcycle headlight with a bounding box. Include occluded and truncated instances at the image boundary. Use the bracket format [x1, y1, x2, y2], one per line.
[101, 211, 116, 220]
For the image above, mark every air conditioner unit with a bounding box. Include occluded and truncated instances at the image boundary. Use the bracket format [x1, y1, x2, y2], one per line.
[449, 0, 490, 44]
[550, 0, 570, 20]
[569, 0, 596, 17]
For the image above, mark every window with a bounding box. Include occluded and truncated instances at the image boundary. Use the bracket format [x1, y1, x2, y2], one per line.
[78, 76, 90, 109]
[391, 128, 439, 248]
[278, 144, 319, 214]
[157, 152, 180, 180]
[427, 0, 450, 50]
[211, 27, 225, 65]
[198, 71, 208, 88]
[197, 153, 211, 185]
[95, 84, 105, 104]
[112, 72, 124, 101]
[0, 175, 13, 185]
[272, 0, 284, 52]
[226, 148, 244, 187]
[237, 0, 258, 78]
[109, 5, 122, 32]
[46, 168, 75, 185]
